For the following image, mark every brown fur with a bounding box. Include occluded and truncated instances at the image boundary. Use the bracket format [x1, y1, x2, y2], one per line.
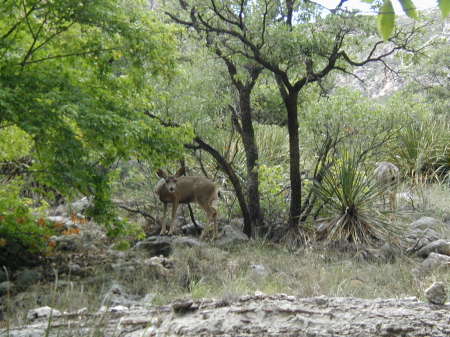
[155, 168, 219, 239]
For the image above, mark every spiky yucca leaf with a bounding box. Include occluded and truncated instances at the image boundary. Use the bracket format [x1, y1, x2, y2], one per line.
[314, 150, 403, 246]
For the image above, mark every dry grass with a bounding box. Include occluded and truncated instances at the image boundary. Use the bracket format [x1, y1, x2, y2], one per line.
[3, 183, 449, 327]
[3, 241, 449, 327]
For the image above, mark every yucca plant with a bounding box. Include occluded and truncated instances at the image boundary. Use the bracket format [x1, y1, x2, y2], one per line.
[393, 116, 450, 181]
[314, 149, 403, 246]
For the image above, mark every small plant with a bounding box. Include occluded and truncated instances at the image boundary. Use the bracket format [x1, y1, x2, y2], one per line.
[0, 180, 56, 270]
[314, 149, 403, 246]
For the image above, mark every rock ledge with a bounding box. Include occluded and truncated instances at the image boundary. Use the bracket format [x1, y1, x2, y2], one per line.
[3, 294, 449, 337]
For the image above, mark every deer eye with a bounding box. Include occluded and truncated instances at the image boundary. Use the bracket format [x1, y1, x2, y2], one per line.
[173, 179, 177, 183]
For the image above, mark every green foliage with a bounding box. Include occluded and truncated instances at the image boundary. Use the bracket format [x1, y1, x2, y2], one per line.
[255, 125, 290, 166]
[314, 149, 403, 245]
[387, 94, 450, 179]
[439, 0, 450, 18]
[365, 0, 448, 38]
[402, 41, 449, 117]
[0, 0, 193, 228]
[400, 0, 418, 19]
[258, 164, 289, 221]
[394, 116, 449, 179]
[302, 89, 397, 163]
[0, 180, 56, 269]
[377, 0, 396, 40]
[0, 126, 33, 161]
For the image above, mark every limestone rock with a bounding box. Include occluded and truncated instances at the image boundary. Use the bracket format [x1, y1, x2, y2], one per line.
[172, 236, 205, 248]
[250, 264, 269, 277]
[416, 239, 450, 258]
[425, 282, 448, 305]
[134, 236, 172, 256]
[410, 217, 441, 231]
[70, 197, 90, 213]
[26, 307, 61, 321]
[215, 225, 249, 246]
[415, 252, 450, 274]
[3, 295, 450, 337]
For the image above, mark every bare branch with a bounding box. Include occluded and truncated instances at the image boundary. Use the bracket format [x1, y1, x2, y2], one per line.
[209, 0, 241, 29]
[334, 66, 365, 84]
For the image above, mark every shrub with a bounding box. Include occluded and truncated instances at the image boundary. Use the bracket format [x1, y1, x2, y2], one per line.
[313, 149, 403, 246]
[0, 180, 56, 270]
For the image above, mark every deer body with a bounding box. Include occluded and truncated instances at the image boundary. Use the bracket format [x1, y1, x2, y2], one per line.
[374, 161, 399, 211]
[155, 168, 219, 238]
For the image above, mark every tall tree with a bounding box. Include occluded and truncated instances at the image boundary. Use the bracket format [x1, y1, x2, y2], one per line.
[0, 0, 191, 226]
[167, 0, 426, 229]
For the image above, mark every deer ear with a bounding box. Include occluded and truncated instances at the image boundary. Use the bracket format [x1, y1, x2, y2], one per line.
[175, 167, 185, 177]
[157, 169, 167, 179]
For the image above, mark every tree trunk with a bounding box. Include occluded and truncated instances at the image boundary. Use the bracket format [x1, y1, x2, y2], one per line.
[284, 91, 302, 228]
[190, 137, 252, 236]
[239, 88, 263, 237]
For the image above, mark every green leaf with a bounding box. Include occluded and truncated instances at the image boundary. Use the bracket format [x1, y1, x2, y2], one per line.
[377, 0, 395, 40]
[399, 0, 418, 19]
[439, 0, 450, 18]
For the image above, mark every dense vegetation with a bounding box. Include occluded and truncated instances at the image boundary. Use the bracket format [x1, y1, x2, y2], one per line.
[0, 0, 449, 269]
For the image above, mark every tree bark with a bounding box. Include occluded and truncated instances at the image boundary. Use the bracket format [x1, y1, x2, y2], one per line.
[238, 88, 263, 237]
[284, 90, 302, 228]
[189, 137, 252, 236]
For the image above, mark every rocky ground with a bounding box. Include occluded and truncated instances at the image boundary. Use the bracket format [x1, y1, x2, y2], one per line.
[3, 293, 450, 337]
[1, 199, 449, 337]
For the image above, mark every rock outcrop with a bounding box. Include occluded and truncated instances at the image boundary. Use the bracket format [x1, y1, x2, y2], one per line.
[3, 294, 449, 337]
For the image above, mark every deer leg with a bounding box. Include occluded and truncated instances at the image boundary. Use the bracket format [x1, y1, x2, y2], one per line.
[200, 205, 218, 241]
[211, 206, 218, 240]
[168, 201, 179, 235]
[160, 203, 168, 235]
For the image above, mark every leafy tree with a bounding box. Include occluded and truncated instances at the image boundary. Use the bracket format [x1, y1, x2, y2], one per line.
[0, 0, 192, 229]
[167, 0, 425, 231]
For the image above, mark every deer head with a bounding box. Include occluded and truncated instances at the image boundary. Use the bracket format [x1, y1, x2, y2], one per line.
[156, 167, 185, 193]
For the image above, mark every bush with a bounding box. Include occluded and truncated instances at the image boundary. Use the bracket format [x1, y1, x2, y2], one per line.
[313, 149, 403, 246]
[387, 94, 450, 181]
[0, 180, 56, 270]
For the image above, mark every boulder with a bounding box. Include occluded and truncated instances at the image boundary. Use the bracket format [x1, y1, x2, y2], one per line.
[250, 264, 269, 277]
[215, 225, 249, 246]
[26, 306, 61, 321]
[47, 216, 68, 224]
[410, 217, 442, 231]
[425, 282, 447, 305]
[3, 295, 450, 337]
[102, 282, 140, 307]
[172, 236, 205, 248]
[414, 252, 450, 274]
[416, 239, 450, 258]
[405, 228, 442, 252]
[134, 236, 172, 256]
[70, 197, 90, 213]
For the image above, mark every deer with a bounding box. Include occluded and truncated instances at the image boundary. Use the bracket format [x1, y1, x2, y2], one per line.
[374, 161, 400, 211]
[154, 167, 219, 239]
